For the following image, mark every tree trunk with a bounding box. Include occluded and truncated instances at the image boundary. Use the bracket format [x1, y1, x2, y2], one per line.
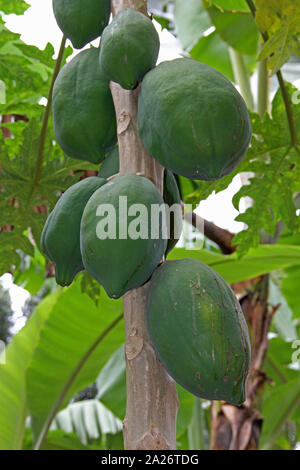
[109, 0, 179, 450]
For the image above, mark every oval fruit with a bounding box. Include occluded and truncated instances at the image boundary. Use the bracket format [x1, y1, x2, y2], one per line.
[98, 149, 182, 254]
[138, 58, 252, 180]
[147, 259, 251, 405]
[53, 47, 117, 164]
[41, 176, 106, 286]
[80, 174, 168, 298]
[53, 0, 111, 49]
[99, 8, 160, 90]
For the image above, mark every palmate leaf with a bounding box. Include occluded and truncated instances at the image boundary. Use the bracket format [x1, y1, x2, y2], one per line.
[203, 1, 258, 56]
[0, 120, 90, 274]
[232, 83, 300, 256]
[0, 17, 72, 116]
[256, 0, 300, 74]
[0, 0, 29, 15]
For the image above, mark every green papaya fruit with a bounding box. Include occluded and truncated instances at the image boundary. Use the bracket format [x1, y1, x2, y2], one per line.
[53, 0, 111, 49]
[138, 58, 252, 180]
[53, 47, 117, 164]
[98, 148, 182, 254]
[41, 176, 106, 286]
[163, 169, 182, 255]
[80, 174, 168, 299]
[99, 9, 160, 90]
[98, 147, 119, 179]
[147, 259, 251, 405]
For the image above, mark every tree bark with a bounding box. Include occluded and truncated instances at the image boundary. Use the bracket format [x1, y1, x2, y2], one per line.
[109, 0, 179, 450]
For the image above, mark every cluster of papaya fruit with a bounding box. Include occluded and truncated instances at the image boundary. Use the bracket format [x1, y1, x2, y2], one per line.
[42, 1, 252, 404]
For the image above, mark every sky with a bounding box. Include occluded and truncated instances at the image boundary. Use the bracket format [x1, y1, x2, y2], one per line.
[1, 0, 246, 325]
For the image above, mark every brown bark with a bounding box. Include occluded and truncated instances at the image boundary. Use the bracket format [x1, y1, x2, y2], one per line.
[184, 211, 236, 254]
[110, 0, 179, 450]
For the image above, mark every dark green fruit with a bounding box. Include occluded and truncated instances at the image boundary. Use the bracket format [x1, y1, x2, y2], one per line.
[53, 0, 111, 49]
[98, 148, 182, 254]
[41, 176, 106, 286]
[53, 47, 117, 164]
[99, 8, 160, 90]
[147, 259, 251, 405]
[138, 58, 252, 180]
[163, 169, 182, 255]
[80, 174, 167, 299]
[98, 147, 119, 179]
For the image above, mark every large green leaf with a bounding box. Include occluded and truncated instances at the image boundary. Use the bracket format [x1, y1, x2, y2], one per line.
[260, 378, 300, 450]
[269, 279, 297, 341]
[256, 0, 300, 74]
[204, 2, 258, 55]
[0, 0, 29, 15]
[0, 290, 60, 450]
[232, 84, 300, 256]
[174, 0, 211, 50]
[211, 0, 249, 12]
[26, 278, 124, 449]
[190, 31, 234, 81]
[282, 265, 300, 320]
[96, 345, 126, 420]
[169, 244, 300, 283]
[265, 337, 298, 385]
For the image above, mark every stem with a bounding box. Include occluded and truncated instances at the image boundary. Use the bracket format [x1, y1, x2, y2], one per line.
[110, 0, 179, 450]
[276, 70, 297, 146]
[229, 48, 254, 111]
[257, 57, 269, 118]
[246, 0, 297, 146]
[188, 398, 205, 450]
[33, 35, 66, 187]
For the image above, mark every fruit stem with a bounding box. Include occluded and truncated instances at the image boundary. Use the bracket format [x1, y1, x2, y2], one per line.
[33, 35, 66, 188]
[257, 56, 270, 119]
[229, 48, 254, 111]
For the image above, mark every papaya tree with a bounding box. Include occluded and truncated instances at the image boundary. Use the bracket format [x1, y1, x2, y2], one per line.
[0, 0, 300, 451]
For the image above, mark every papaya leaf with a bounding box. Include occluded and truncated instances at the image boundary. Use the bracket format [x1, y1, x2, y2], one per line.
[0, 120, 94, 274]
[256, 0, 300, 74]
[190, 30, 234, 81]
[232, 83, 300, 256]
[0, 0, 29, 15]
[209, 0, 250, 13]
[0, 17, 72, 116]
[174, 0, 211, 50]
[203, 1, 259, 55]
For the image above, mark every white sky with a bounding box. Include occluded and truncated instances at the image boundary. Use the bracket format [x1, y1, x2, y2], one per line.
[1, 0, 245, 324]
